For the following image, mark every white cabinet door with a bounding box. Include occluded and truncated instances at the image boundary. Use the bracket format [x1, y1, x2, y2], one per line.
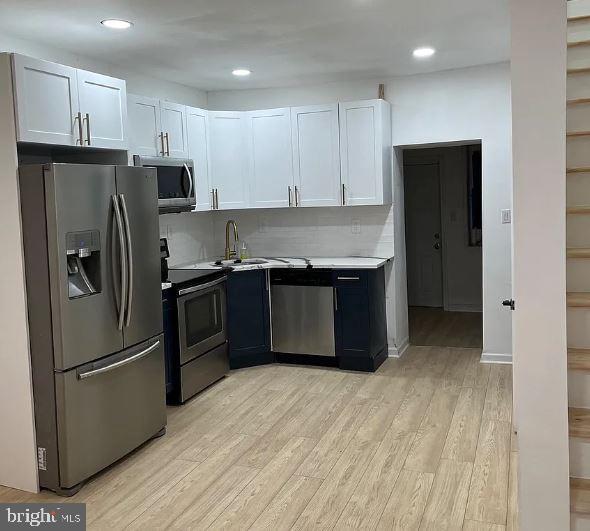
[77, 69, 127, 149]
[247, 108, 294, 209]
[207, 111, 249, 210]
[160, 101, 188, 158]
[186, 106, 211, 211]
[291, 104, 341, 207]
[339, 99, 392, 206]
[12, 54, 80, 146]
[127, 94, 162, 157]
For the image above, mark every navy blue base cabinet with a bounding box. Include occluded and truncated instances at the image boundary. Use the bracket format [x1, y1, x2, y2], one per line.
[227, 270, 273, 369]
[334, 269, 388, 372]
[162, 287, 176, 395]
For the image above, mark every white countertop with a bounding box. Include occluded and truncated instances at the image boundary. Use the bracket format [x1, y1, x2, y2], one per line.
[174, 256, 392, 272]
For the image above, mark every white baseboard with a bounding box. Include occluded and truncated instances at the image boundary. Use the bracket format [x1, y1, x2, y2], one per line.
[480, 351, 513, 364]
[389, 337, 410, 358]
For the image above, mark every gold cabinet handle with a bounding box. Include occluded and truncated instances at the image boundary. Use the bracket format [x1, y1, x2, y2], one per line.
[165, 132, 170, 156]
[76, 112, 83, 145]
[159, 132, 165, 156]
[83, 113, 91, 145]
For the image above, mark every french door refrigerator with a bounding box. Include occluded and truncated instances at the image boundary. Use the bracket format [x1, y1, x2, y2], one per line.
[19, 163, 165, 496]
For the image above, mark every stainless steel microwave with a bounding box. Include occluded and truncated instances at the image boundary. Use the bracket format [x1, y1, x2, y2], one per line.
[133, 156, 195, 213]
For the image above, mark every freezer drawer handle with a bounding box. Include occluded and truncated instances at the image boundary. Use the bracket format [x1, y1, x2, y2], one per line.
[337, 276, 360, 281]
[77, 340, 160, 380]
[119, 194, 133, 327]
[112, 195, 128, 331]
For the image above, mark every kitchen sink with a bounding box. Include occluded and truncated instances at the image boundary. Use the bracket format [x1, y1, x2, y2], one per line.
[209, 258, 269, 268]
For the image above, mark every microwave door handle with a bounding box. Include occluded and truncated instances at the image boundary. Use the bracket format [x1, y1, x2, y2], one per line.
[112, 195, 127, 331]
[119, 194, 133, 327]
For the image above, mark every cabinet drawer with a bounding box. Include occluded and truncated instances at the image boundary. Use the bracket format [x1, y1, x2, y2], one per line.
[333, 270, 368, 287]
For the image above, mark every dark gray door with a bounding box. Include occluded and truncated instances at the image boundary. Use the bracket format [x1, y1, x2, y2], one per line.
[115, 166, 163, 347]
[47, 164, 123, 370]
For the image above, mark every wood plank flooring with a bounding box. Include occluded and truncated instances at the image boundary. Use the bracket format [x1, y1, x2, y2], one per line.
[0, 346, 516, 530]
[409, 307, 483, 348]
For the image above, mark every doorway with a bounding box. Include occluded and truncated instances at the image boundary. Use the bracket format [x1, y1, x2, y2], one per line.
[403, 144, 483, 348]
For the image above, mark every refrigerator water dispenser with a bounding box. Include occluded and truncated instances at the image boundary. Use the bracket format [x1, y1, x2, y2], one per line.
[66, 230, 101, 298]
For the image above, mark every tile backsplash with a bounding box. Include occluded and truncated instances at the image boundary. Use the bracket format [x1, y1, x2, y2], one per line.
[160, 205, 395, 266]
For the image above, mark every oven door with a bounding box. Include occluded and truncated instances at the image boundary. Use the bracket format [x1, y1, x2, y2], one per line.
[177, 277, 227, 364]
[133, 156, 195, 210]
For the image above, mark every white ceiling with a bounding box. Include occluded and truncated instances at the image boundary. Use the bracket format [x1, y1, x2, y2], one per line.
[0, 0, 510, 91]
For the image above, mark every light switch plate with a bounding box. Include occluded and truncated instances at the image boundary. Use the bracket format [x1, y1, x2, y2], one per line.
[501, 209, 512, 224]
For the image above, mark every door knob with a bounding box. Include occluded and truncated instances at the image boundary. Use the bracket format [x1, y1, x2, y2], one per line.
[502, 299, 515, 310]
[433, 242, 441, 250]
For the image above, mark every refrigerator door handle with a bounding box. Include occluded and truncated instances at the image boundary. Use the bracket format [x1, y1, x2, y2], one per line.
[112, 195, 127, 331]
[77, 340, 160, 379]
[119, 194, 133, 328]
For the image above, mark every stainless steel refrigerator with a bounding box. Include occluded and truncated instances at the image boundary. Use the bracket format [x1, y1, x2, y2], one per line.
[19, 163, 166, 496]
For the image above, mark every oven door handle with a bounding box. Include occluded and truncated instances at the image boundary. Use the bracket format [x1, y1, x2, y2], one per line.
[178, 277, 226, 296]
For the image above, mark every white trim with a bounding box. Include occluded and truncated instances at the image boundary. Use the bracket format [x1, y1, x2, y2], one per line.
[388, 337, 410, 358]
[480, 351, 512, 364]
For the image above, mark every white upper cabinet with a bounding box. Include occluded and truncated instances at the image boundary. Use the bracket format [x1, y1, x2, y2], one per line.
[127, 94, 162, 157]
[160, 101, 188, 158]
[186, 106, 211, 211]
[77, 69, 127, 150]
[339, 99, 392, 206]
[291, 104, 341, 207]
[12, 55, 79, 146]
[207, 111, 249, 210]
[11, 54, 127, 150]
[246, 108, 294, 209]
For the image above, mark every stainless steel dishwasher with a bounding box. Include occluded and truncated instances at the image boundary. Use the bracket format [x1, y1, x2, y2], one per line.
[270, 269, 335, 356]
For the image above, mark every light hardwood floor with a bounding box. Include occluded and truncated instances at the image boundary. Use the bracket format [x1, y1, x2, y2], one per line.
[409, 307, 483, 348]
[0, 346, 516, 530]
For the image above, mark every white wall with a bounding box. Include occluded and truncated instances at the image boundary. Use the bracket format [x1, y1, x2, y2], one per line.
[208, 62, 513, 361]
[0, 54, 38, 492]
[404, 146, 483, 312]
[511, 0, 570, 529]
[0, 33, 207, 107]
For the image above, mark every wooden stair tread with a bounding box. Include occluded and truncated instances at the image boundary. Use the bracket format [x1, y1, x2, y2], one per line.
[568, 167, 590, 174]
[568, 67, 590, 75]
[570, 407, 590, 439]
[569, 348, 590, 371]
[567, 293, 590, 307]
[568, 98, 590, 106]
[567, 248, 590, 258]
[568, 206, 590, 214]
[571, 478, 590, 515]
[568, 131, 590, 137]
[569, 14, 590, 22]
[569, 40, 590, 48]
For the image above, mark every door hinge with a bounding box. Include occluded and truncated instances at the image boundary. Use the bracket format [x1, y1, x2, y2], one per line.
[502, 299, 515, 311]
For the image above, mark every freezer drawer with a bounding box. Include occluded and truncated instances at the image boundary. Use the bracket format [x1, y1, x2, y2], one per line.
[179, 342, 229, 403]
[53, 335, 166, 489]
[271, 285, 336, 356]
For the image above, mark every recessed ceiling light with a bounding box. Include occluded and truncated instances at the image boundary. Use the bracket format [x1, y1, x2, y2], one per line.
[101, 19, 133, 30]
[232, 68, 251, 77]
[413, 47, 436, 59]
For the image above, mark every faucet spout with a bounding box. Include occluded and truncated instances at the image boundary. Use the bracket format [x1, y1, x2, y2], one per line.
[225, 220, 239, 260]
